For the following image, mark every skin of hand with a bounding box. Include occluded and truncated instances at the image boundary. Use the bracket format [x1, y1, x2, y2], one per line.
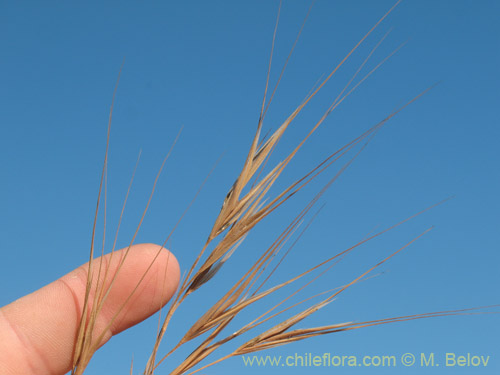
[0, 244, 180, 375]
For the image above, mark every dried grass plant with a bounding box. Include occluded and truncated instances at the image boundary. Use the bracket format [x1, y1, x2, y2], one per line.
[62, 1, 497, 375]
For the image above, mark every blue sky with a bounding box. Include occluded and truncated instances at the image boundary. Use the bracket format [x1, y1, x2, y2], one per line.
[1, 1, 499, 374]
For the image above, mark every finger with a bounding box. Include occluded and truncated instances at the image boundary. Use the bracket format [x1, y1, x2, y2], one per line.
[0, 243, 180, 375]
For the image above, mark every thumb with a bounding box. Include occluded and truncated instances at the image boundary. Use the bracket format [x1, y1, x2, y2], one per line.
[0, 243, 180, 375]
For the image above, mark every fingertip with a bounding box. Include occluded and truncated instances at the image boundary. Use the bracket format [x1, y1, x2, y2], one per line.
[90, 243, 181, 336]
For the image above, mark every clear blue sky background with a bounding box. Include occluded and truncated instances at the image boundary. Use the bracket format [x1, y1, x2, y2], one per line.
[1, 1, 499, 374]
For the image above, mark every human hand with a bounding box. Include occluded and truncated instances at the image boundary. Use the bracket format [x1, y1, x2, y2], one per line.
[0, 244, 180, 375]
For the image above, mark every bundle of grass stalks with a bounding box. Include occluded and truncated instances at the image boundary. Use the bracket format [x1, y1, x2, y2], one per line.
[59, 1, 497, 375]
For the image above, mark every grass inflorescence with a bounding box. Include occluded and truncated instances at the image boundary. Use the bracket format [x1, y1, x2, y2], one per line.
[68, 1, 498, 374]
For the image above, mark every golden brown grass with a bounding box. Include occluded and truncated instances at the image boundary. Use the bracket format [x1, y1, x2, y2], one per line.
[69, 1, 496, 374]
